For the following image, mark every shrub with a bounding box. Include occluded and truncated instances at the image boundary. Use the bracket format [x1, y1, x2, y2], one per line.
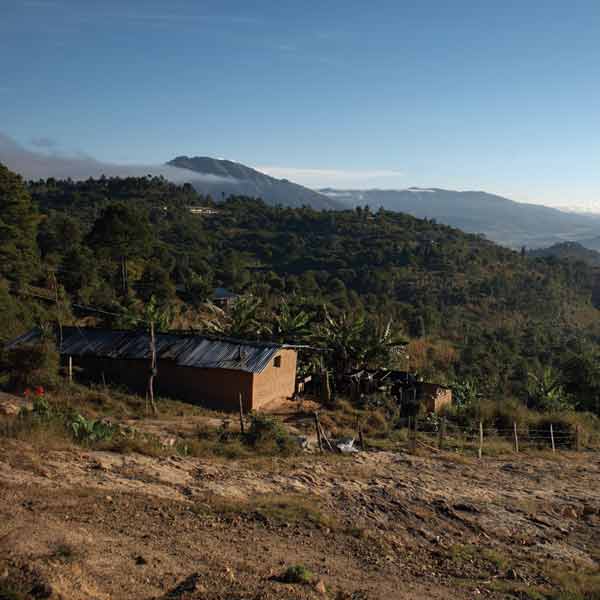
[70, 414, 116, 443]
[281, 565, 314, 585]
[0, 341, 60, 391]
[244, 412, 296, 455]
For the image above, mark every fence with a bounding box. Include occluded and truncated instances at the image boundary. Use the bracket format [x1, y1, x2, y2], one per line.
[401, 416, 582, 456]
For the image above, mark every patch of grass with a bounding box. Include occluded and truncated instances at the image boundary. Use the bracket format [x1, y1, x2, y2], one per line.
[280, 564, 314, 585]
[97, 431, 167, 457]
[542, 562, 600, 600]
[0, 581, 27, 600]
[489, 581, 546, 600]
[195, 493, 337, 530]
[448, 543, 513, 573]
[50, 542, 79, 563]
[179, 416, 299, 459]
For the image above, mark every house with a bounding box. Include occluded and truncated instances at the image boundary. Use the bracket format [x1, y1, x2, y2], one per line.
[188, 206, 219, 216]
[212, 287, 240, 309]
[7, 327, 297, 412]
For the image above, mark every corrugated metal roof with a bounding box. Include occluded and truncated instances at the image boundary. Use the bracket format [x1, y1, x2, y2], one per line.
[6, 327, 286, 374]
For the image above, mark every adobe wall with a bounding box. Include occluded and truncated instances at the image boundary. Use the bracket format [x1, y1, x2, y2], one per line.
[252, 349, 297, 409]
[156, 362, 254, 412]
[69, 356, 254, 412]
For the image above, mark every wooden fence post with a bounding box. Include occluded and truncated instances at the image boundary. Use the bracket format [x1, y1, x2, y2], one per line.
[358, 424, 365, 451]
[513, 422, 519, 453]
[314, 412, 323, 452]
[238, 393, 245, 435]
[575, 424, 581, 452]
[550, 424, 555, 453]
[410, 416, 418, 453]
[438, 417, 446, 450]
[478, 421, 483, 459]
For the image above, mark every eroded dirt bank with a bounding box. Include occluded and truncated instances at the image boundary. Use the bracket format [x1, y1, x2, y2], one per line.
[1, 440, 599, 599]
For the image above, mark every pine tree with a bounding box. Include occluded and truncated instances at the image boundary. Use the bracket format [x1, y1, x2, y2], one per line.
[0, 163, 40, 284]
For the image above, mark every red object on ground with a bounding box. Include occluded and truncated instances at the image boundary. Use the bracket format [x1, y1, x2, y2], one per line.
[35, 386, 45, 396]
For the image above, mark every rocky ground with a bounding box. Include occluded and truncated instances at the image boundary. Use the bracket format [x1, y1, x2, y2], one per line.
[1, 395, 599, 599]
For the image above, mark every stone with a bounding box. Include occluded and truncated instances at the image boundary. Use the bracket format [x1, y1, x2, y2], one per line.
[314, 579, 327, 594]
[562, 506, 578, 519]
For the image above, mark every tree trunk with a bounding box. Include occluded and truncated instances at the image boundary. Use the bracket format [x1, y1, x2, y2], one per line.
[121, 256, 128, 295]
[148, 320, 158, 416]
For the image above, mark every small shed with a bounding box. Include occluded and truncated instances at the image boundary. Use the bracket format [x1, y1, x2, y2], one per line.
[8, 327, 297, 412]
[212, 287, 240, 309]
[419, 382, 452, 413]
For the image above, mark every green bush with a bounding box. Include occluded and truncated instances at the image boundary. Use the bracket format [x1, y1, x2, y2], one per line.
[244, 412, 296, 455]
[0, 341, 60, 391]
[281, 565, 314, 585]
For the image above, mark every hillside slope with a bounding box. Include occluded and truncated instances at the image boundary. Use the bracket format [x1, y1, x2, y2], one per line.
[11, 169, 600, 399]
[322, 187, 600, 249]
[1, 390, 599, 600]
[528, 241, 600, 266]
[168, 156, 342, 210]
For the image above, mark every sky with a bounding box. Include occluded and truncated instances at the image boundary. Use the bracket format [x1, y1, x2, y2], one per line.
[1, 0, 599, 209]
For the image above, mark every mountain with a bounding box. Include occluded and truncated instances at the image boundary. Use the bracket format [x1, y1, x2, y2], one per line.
[528, 241, 600, 266]
[577, 236, 600, 252]
[321, 187, 600, 249]
[168, 156, 342, 210]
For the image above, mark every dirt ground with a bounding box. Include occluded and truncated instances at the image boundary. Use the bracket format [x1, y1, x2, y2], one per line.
[1, 396, 599, 599]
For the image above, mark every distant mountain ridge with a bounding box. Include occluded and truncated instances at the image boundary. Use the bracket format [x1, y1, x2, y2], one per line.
[320, 187, 600, 249]
[167, 156, 342, 210]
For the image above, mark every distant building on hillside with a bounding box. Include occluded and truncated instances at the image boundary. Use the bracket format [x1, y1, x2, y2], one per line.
[7, 327, 298, 412]
[346, 369, 452, 414]
[212, 287, 241, 309]
[188, 206, 219, 216]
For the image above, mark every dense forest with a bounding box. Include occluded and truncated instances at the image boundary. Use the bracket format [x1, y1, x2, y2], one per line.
[2, 163, 600, 414]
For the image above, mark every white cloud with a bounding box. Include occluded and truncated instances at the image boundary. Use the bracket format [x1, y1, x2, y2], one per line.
[254, 165, 404, 189]
[0, 132, 234, 184]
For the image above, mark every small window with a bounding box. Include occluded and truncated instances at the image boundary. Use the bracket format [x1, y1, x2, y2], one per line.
[273, 356, 282, 368]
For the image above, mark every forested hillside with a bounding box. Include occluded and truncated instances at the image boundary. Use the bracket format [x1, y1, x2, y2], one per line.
[3, 164, 600, 412]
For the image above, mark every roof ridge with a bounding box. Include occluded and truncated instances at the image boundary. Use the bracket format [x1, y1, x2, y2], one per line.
[59, 325, 283, 349]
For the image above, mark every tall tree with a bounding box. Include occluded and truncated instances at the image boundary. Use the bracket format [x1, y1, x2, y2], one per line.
[87, 203, 154, 293]
[0, 163, 39, 284]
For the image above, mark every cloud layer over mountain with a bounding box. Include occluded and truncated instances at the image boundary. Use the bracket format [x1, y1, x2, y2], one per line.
[0, 133, 231, 184]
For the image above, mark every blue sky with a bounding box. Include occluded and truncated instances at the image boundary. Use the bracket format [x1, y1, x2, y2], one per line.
[1, 0, 599, 208]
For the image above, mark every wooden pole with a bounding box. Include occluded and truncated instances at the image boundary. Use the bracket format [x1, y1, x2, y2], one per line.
[147, 320, 157, 416]
[314, 412, 323, 452]
[50, 270, 63, 350]
[68, 355, 73, 384]
[358, 423, 365, 451]
[238, 393, 245, 435]
[575, 424, 581, 452]
[478, 421, 483, 460]
[550, 424, 556, 453]
[409, 416, 418, 453]
[513, 422, 519, 453]
[438, 416, 446, 450]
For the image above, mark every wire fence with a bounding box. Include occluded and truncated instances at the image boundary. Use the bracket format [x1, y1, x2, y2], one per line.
[395, 415, 582, 455]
